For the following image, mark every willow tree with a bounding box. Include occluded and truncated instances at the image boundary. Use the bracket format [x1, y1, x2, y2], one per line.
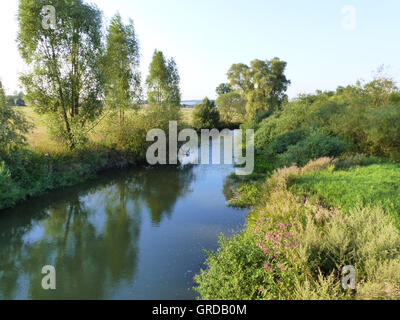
[104, 13, 141, 123]
[17, 0, 105, 149]
[227, 58, 290, 120]
[146, 50, 181, 107]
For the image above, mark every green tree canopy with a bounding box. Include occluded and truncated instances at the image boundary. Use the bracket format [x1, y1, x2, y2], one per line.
[216, 92, 246, 124]
[17, 0, 105, 149]
[227, 58, 290, 120]
[216, 83, 233, 96]
[104, 13, 141, 123]
[192, 98, 220, 129]
[146, 50, 181, 107]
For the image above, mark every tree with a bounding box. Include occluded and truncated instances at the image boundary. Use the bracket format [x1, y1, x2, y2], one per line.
[17, 0, 105, 149]
[216, 92, 246, 124]
[192, 98, 220, 129]
[227, 58, 290, 120]
[146, 50, 181, 107]
[216, 83, 232, 96]
[0, 80, 30, 156]
[7, 97, 15, 106]
[104, 13, 141, 123]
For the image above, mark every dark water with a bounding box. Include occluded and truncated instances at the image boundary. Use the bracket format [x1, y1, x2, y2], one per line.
[0, 162, 246, 300]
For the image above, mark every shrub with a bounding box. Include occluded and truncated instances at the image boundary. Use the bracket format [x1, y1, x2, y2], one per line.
[266, 130, 305, 155]
[100, 104, 183, 159]
[0, 80, 30, 157]
[364, 105, 400, 159]
[192, 98, 220, 130]
[277, 134, 346, 167]
[194, 231, 297, 300]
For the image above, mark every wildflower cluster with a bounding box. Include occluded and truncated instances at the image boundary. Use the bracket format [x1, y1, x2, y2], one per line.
[254, 215, 299, 299]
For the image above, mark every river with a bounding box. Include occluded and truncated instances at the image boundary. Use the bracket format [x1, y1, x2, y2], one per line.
[0, 160, 247, 299]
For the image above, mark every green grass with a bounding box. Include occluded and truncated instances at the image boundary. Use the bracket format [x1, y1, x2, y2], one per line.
[289, 163, 400, 224]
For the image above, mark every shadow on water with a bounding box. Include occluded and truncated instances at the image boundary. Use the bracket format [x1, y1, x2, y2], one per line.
[0, 161, 246, 299]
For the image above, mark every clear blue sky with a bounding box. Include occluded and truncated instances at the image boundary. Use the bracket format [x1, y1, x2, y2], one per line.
[1, 0, 399, 100]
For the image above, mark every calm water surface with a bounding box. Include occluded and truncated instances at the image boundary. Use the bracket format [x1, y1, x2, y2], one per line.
[0, 162, 246, 299]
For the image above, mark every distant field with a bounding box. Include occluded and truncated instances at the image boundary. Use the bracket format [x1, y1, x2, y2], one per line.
[181, 108, 193, 125]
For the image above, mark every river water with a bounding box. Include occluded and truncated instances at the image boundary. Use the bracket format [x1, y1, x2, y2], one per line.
[0, 161, 247, 299]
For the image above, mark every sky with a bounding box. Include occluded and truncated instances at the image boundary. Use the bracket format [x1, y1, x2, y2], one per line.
[1, 0, 399, 100]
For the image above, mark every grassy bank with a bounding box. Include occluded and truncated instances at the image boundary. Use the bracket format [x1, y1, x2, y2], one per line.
[0, 144, 143, 210]
[194, 157, 400, 300]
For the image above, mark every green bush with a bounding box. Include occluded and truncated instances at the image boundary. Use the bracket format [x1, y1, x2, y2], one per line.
[100, 104, 183, 158]
[266, 130, 304, 155]
[277, 134, 346, 167]
[194, 230, 298, 300]
[192, 98, 220, 130]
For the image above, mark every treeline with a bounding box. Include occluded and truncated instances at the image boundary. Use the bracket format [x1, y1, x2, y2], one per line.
[192, 57, 290, 130]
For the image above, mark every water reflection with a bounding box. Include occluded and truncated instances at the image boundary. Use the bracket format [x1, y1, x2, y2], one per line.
[0, 165, 197, 299]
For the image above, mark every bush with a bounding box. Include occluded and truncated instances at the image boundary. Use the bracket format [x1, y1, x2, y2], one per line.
[194, 231, 297, 300]
[266, 130, 305, 155]
[364, 105, 400, 159]
[277, 134, 346, 167]
[0, 161, 13, 203]
[192, 98, 220, 130]
[100, 104, 183, 159]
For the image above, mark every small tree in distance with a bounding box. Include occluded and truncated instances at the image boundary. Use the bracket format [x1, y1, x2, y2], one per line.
[146, 50, 181, 107]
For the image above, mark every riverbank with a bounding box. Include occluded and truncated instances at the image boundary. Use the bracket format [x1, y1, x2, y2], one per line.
[1, 105, 195, 211]
[194, 157, 400, 300]
[0, 145, 145, 210]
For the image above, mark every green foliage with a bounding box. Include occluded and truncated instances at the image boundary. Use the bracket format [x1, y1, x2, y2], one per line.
[100, 104, 182, 158]
[0, 80, 30, 157]
[363, 105, 400, 159]
[254, 76, 400, 161]
[17, 0, 105, 149]
[146, 50, 181, 107]
[229, 182, 261, 208]
[266, 130, 305, 155]
[194, 232, 280, 300]
[216, 83, 233, 96]
[192, 98, 220, 129]
[216, 92, 246, 124]
[104, 13, 141, 122]
[277, 134, 346, 167]
[227, 58, 290, 120]
[0, 161, 12, 197]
